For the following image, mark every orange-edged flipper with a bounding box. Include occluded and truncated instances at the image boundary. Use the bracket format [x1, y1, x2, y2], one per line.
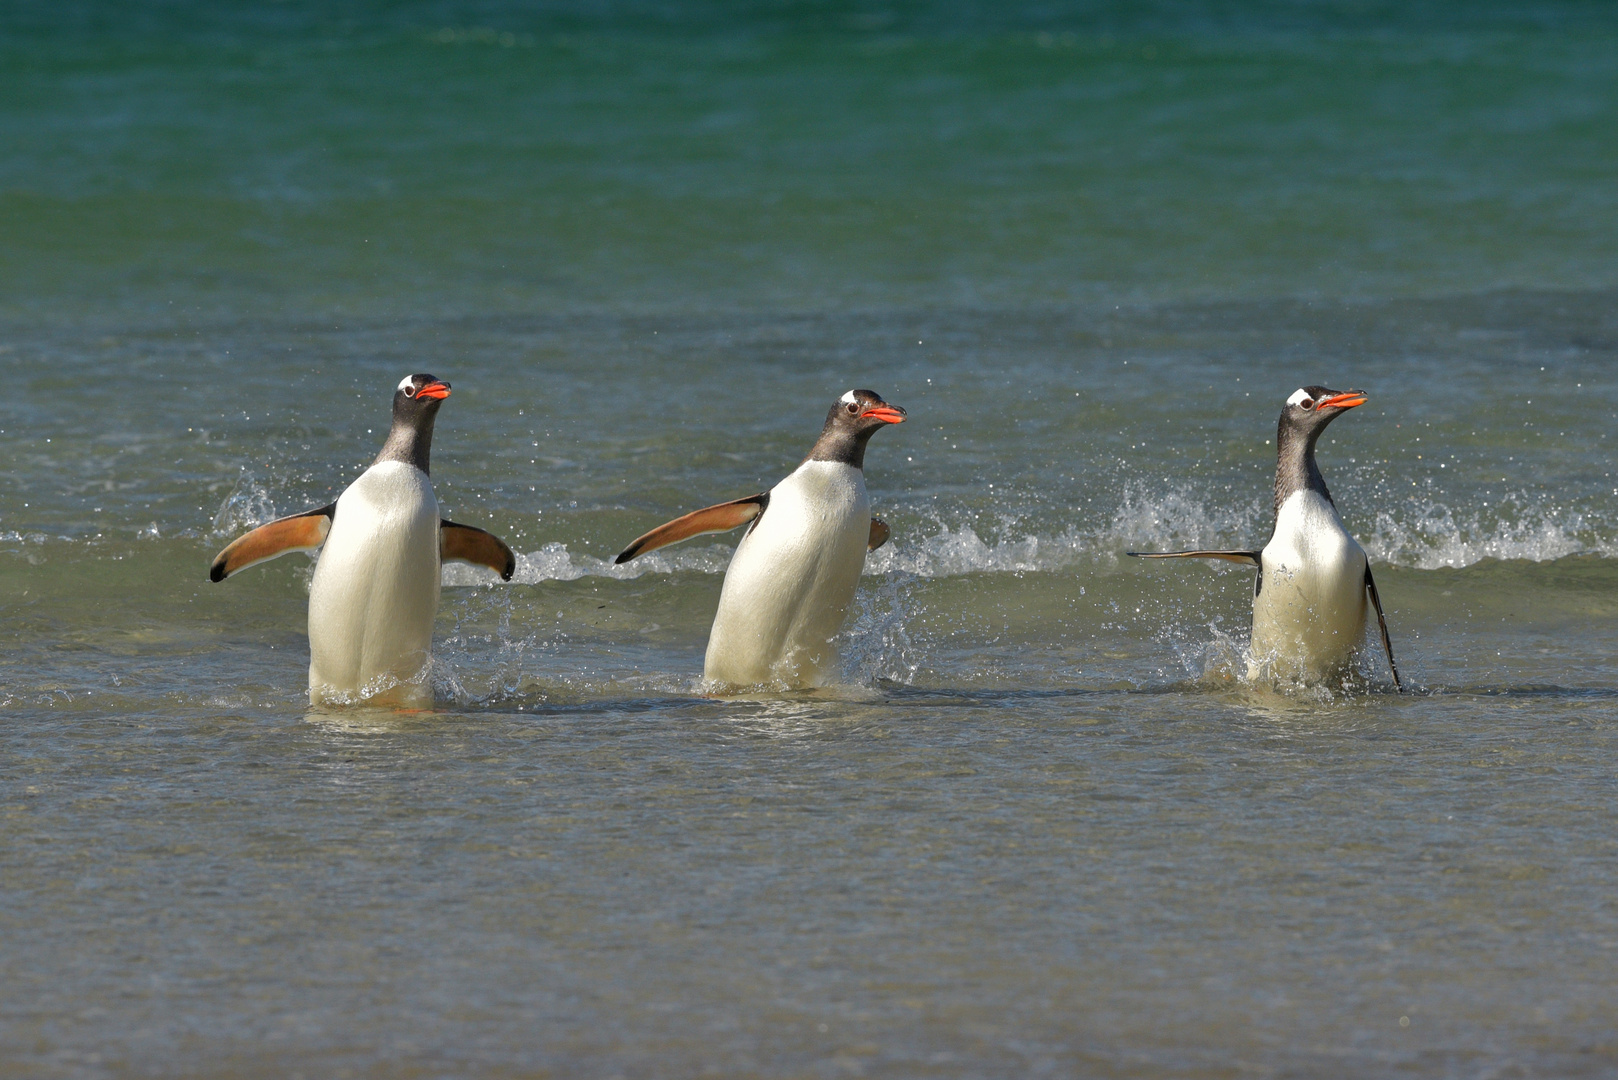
[1127, 549, 1262, 566]
[441, 520, 516, 581]
[209, 504, 335, 582]
[615, 493, 769, 564]
[1365, 565, 1403, 693]
[868, 517, 891, 552]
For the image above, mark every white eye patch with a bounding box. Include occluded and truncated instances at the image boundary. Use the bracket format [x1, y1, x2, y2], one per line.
[397, 375, 416, 395]
[1286, 388, 1315, 408]
[839, 390, 858, 405]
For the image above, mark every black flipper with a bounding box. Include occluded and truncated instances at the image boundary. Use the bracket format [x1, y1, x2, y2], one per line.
[210, 503, 336, 582]
[868, 517, 891, 552]
[1365, 565, 1403, 692]
[441, 520, 517, 581]
[615, 492, 769, 564]
[1127, 549, 1262, 566]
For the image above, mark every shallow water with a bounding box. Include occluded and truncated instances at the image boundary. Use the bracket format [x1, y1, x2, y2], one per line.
[4, 3, 1618, 1077]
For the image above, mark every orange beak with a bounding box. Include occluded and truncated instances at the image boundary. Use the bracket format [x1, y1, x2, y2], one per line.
[1318, 391, 1366, 410]
[416, 381, 451, 401]
[860, 404, 906, 424]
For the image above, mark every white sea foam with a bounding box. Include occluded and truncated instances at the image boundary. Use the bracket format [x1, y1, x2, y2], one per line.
[442, 540, 734, 586]
[1363, 497, 1618, 570]
[447, 513, 1191, 588]
[1104, 483, 1618, 571]
[442, 501, 1614, 586]
[208, 476, 1607, 590]
[443, 525, 1105, 587]
[859, 485, 1268, 578]
[864, 524, 1057, 577]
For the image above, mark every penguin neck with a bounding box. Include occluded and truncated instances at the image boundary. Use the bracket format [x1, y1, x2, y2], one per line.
[805, 424, 872, 469]
[375, 408, 437, 475]
[1273, 417, 1332, 520]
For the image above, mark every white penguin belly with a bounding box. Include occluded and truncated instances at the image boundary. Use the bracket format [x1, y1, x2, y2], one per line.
[306, 461, 441, 704]
[704, 461, 871, 689]
[1249, 490, 1369, 684]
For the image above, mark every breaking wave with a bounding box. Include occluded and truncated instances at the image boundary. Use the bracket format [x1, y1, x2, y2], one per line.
[210, 478, 1614, 588]
[442, 540, 735, 586]
[1363, 496, 1618, 569]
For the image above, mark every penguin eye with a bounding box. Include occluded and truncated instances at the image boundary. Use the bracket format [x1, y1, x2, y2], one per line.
[846, 402, 859, 415]
[1297, 397, 1314, 411]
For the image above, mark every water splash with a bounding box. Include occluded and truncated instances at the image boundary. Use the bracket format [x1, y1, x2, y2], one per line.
[305, 666, 434, 709]
[841, 574, 922, 687]
[210, 470, 279, 538]
[1101, 483, 1266, 554]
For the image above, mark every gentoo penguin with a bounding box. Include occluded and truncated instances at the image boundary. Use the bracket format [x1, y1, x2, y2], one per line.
[209, 374, 515, 705]
[614, 389, 906, 690]
[1129, 386, 1402, 690]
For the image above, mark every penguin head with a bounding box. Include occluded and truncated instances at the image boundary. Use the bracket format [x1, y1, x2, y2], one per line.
[827, 389, 906, 434]
[1281, 385, 1366, 435]
[1273, 385, 1367, 510]
[393, 373, 451, 422]
[375, 374, 451, 473]
[808, 389, 905, 467]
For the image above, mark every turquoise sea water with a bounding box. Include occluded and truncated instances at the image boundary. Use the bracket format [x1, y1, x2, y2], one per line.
[3, 3, 1618, 1076]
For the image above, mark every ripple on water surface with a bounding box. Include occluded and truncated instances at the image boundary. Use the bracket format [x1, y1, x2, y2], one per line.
[3, 295, 1617, 1075]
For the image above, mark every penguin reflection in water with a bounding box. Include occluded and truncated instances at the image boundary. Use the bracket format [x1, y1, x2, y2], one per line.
[615, 390, 905, 690]
[209, 375, 516, 705]
[1131, 386, 1403, 691]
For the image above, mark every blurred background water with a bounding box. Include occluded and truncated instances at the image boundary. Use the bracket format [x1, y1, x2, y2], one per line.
[3, 2, 1617, 1076]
